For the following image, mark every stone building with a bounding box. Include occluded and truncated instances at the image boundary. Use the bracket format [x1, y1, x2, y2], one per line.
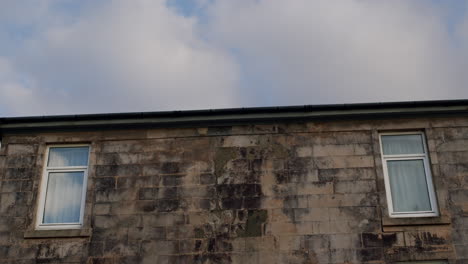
[0, 100, 467, 263]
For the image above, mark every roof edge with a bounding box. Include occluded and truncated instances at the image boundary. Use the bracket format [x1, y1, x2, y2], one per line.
[2, 99, 468, 133]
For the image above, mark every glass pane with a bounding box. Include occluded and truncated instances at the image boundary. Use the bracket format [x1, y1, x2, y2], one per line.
[381, 134, 424, 155]
[48, 147, 89, 167]
[43, 172, 84, 224]
[387, 160, 432, 212]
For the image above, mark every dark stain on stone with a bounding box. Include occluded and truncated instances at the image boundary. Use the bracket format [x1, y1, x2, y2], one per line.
[193, 253, 232, 264]
[414, 232, 447, 246]
[162, 175, 185, 186]
[214, 148, 237, 177]
[200, 173, 216, 185]
[243, 197, 262, 209]
[161, 162, 181, 174]
[5, 168, 35, 180]
[358, 248, 383, 262]
[221, 198, 243, 209]
[198, 199, 215, 210]
[237, 210, 246, 222]
[159, 187, 178, 198]
[36, 244, 60, 259]
[362, 233, 397, 248]
[95, 177, 115, 191]
[237, 210, 267, 237]
[270, 143, 289, 159]
[292, 250, 319, 264]
[195, 240, 202, 251]
[208, 238, 216, 252]
[217, 184, 261, 198]
[382, 233, 398, 247]
[194, 228, 205, 239]
[274, 171, 289, 184]
[157, 199, 180, 212]
[208, 126, 232, 136]
[362, 233, 382, 248]
[251, 159, 263, 172]
[140, 202, 157, 213]
[6, 155, 35, 168]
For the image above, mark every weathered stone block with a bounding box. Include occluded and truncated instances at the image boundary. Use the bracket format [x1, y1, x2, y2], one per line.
[7, 144, 36, 155]
[5, 168, 35, 180]
[6, 156, 35, 168]
[143, 213, 185, 227]
[329, 233, 361, 249]
[293, 208, 329, 222]
[101, 140, 144, 153]
[335, 180, 376, 194]
[315, 155, 374, 169]
[313, 144, 372, 157]
[296, 182, 334, 195]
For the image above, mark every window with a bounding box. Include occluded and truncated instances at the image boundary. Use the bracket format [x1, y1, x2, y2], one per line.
[379, 132, 438, 218]
[36, 145, 90, 229]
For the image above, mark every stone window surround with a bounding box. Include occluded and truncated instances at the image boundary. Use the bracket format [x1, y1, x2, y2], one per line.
[372, 129, 451, 227]
[35, 144, 91, 230]
[23, 143, 95, 238]
[379, 131, 439, 218]
[24, 228, 92, 239]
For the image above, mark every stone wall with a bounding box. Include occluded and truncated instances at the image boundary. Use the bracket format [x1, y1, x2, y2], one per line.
[0, 116, 467, 263]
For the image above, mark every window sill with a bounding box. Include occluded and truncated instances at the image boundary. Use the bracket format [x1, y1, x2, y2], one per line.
[24, 228, 92, 239]
[382, 215, 451, 231]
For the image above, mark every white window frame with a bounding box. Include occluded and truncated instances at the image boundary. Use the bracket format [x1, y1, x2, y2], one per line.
[379, 132, 439, 218]
[397, 261, 448, 264]
[36, 144, 90, 230]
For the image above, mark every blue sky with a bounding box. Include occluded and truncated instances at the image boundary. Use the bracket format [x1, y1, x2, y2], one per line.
[1, 0, 468, 116]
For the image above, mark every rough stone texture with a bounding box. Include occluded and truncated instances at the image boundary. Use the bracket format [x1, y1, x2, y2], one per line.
[0, 116, 466, 263]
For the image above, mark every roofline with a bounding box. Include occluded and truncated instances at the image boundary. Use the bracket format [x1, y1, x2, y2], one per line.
[1, 99, 468, 133]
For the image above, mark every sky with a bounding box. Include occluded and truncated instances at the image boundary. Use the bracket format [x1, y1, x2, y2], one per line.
[0, 0, 468, 117]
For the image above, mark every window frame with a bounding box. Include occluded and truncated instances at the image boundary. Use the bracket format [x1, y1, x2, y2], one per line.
[36, 144, 90, 230]
[396, 261, 448, 264]
[379, 131, 439, 218]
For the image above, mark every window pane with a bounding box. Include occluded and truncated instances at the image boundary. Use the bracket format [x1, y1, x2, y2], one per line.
[381, 134, 424, 155]
[48, 147, 89, 167]
[43, 172, 84, 224]
[387, 160, 432, 212]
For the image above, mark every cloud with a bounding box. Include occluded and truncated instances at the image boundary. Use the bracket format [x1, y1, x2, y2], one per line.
[0, 0, 240, 116]
[1, 0, 468, 116]
[0, 57, 44, 115]
[207, 0, 468, 105]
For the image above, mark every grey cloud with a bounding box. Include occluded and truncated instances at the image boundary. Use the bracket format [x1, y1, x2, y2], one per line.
[207, 0, 468, 105]
[1, 0, 240, 116]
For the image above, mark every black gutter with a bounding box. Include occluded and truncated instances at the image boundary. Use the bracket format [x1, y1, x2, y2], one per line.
[1, 99, 468, 133]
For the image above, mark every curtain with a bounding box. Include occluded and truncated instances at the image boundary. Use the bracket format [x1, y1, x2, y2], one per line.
[48, 147, 89, 167]
[387, 160, 431, 212]
[43, 172, 84, 224]
[381, 134, 424, 155]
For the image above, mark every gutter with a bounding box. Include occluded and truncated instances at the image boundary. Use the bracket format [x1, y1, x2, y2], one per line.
[1, 100, 468, 133]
